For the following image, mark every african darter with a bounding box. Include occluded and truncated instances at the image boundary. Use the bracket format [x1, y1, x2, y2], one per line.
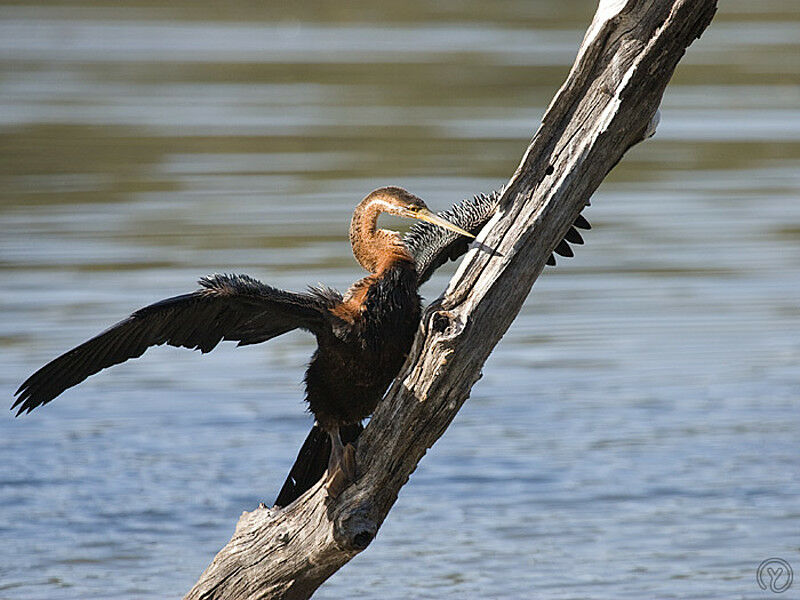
[12, 186, 589, 506]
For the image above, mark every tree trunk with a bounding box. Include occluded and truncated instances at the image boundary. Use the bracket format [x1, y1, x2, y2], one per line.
[185, 1, 717, 598]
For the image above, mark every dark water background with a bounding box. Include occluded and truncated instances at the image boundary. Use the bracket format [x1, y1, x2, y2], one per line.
[1, 1, 799, 598]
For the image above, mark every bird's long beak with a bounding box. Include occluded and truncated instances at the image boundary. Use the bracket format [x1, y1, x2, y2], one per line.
[409, 208, 475, 238]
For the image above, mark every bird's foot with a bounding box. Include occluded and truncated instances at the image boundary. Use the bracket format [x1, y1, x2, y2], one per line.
[325, 436, 356, 499]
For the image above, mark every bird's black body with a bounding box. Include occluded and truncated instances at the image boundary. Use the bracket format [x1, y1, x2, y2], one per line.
[305, 261, 420, 430]
[13, 187, 590, 508]
[276, 262, 420, 505]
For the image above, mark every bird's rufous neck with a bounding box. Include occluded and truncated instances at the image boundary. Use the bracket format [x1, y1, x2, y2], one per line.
[349, 197, 412, 273]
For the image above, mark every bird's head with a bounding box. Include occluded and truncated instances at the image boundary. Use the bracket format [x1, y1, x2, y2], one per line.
[362, 186, 475, 238]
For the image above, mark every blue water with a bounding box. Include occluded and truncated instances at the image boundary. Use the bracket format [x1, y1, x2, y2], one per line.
[1, 1, 799, 598]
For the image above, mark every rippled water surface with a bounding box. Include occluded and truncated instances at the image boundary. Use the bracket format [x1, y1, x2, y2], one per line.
[1, 1, 799, 598]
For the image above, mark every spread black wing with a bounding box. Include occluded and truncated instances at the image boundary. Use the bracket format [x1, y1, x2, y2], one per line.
[13, 273, 339, 415]
[404, 191, 501, 286]
[404, 190, 592, 285]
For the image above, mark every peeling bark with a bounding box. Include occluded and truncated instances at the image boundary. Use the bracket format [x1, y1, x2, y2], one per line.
[185, 1, 717, 598]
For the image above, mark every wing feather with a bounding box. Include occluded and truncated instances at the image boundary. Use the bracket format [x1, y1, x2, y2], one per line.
[404, 191, 592, 285]
[404, 191, 501, 286]
[13, 273, 335, 415]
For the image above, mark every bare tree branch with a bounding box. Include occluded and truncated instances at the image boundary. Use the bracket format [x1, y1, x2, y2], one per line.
[185, 1, 717, 598]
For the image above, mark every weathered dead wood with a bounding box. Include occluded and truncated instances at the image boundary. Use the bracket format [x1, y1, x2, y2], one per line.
[185, 1, 717, 598]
